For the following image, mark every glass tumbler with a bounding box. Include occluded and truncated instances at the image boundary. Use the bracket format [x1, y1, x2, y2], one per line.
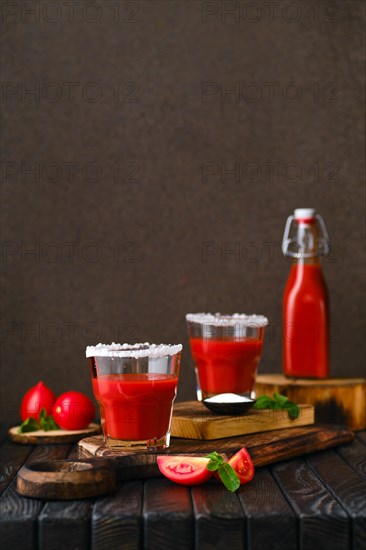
[86, 342, 182, 450]
[186, 313, 268, 401]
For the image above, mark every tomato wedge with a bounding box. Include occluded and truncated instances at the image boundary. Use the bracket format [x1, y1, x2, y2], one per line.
[228, 447, 255, 484]
[157, 456, 213, 486]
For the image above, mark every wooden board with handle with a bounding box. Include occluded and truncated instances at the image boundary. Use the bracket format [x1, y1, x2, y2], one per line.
[170, 401, 314, 440]
[77, 424, 354, 481]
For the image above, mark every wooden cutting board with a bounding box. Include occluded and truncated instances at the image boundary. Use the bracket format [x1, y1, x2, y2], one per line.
[255, 375, 366, 430]
[8, 423, 101, 444]
[77, 424, 354, 481]
[170, 401, 314, 439]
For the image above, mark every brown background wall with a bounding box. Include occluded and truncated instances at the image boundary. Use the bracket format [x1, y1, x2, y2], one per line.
[1, 0, 365, 423]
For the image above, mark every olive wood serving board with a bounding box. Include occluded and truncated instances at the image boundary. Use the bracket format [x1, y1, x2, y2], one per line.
[77, 424, 354, 481]
[170, 401, 314, 440]
[255, 375, 366, 430]
[8, 423, 101, 445]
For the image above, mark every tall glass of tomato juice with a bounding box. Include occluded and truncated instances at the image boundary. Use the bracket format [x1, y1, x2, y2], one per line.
[86, 343, 182, 450]
[186, 313, 268, 401]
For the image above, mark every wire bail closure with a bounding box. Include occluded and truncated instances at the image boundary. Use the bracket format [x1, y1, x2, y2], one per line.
[282, 214, 329, 258]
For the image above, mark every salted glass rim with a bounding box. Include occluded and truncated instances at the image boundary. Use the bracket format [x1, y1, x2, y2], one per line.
[185, 313, 269, 327]
[86, 342, 182, 358]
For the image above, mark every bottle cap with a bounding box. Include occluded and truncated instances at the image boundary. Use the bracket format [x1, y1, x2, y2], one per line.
[294, 208, 316, 222]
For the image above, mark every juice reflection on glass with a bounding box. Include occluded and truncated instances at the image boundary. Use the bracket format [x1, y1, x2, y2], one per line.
[186, 314, 268, 400]
[86, 343, 181, 450]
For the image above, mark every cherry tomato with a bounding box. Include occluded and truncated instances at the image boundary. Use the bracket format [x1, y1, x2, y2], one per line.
[157, 456, 213, 486]
[20, 381, 56, 422]
[52, 391, 95, 430]
[228, 447, 255, 484]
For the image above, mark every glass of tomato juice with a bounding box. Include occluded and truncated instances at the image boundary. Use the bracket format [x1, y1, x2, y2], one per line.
[186, 313, 268, 401]
[86, 343, 182, 450]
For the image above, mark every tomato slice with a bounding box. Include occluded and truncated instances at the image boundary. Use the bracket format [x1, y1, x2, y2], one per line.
[157, 456, 213, 486]
[228, 447, 255, 484]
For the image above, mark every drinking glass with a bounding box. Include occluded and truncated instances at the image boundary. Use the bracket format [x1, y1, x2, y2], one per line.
[186, 313, 268, 401]
[86, 343, 182, 450]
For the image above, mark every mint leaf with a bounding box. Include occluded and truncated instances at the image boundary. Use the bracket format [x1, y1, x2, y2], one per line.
[206, 461, 219, 472]
[283, 401, 300, 420]
[217, 463, 240, 493]
[206, 451, 224, 471]
[205, 451, 241, 492]
[254, 396, 275, 409]
[206, 451, 224, 464]
[254, 393, 300, 420]
[274, 393, 289, 406]
[39, 408, 60, 431]
[18, 417, 40, 433]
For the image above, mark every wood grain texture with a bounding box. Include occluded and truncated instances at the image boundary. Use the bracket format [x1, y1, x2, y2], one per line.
[0, 445, 71, 550]
[356, 431, 366, 445]
[27, 443, 73, 463]
[78, 425, 354, 480]
[306, 450, 366, 549]
[0, 441, 34, 496]
[255, 375, 366, 430]
[237, 467, 297, 550]
[143, 478, 193, 550]
[336, 439, 366, 481]
[17, 458, 116, 500]
[92, 481, 143, 550]
[38, 499, 92, 550]
[191, 484, 245, 550]
[271, 458, 349, 550]
[171, 401, 314, 439]
[8, 423, 101, 445]
[0, 478, 42, 550]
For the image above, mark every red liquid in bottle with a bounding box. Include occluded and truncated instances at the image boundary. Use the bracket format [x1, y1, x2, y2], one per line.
[189, 338, 263, 395]
[282, 211, 329, 378]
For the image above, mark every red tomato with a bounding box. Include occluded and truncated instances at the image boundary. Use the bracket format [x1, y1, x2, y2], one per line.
[20, 381, 56, 422]
[52, 391, 95, 430]
[157, 456, 213, 486]
[228, 447, 255, 484]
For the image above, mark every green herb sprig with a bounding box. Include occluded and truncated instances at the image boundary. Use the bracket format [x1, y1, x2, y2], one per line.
[18, 408, 60, 433]
[253, 393, 300, 419]
[205, 451, 240, 493]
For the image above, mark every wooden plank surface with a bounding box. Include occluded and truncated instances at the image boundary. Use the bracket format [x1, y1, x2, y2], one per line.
[171, 401, 314, 439]
[191, 484, 245, 550]
[271, 458, 349, 550]
[92, 481, 143, 550]
[237, 467, 297, 550]
[0, 441, 34, 496]
[0, 444, 71, 550]
[336, 439, 366, 480]
[143, 478, 193, 550]
[306, 450, 366, 549]
[0, 477, 43, 550]
[255, 375, 366, 430]
[0, 432, 365, 549]
[38, 500, 92, 550]
[78, 425, 354, 480]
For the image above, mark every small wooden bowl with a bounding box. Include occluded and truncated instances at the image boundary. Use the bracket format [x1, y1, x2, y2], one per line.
[17, 458, 116, 500]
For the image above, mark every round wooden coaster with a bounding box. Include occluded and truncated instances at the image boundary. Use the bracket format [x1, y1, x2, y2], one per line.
[17, 458, 116, 499]
[8, 423, 101, 445]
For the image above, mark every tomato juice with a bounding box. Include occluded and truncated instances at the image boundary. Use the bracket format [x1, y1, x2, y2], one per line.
[283, 263, 329, 378]
[92, 373, 178, 441]
[189, 338, 263, 396]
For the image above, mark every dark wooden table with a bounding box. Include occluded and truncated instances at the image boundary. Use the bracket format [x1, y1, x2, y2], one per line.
[1, 430, 365, 550]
